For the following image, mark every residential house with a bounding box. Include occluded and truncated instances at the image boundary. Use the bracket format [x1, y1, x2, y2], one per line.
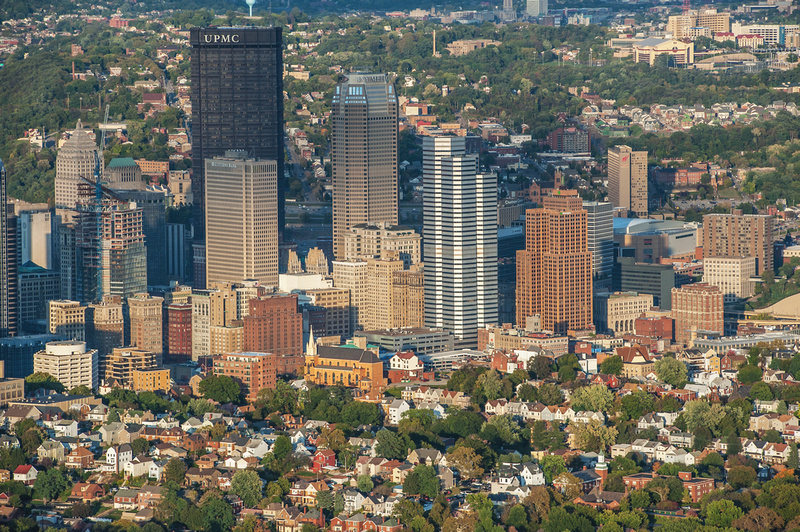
[106, 444, 133, 473]
[387, 400, 411, 426]
[12, 465, 37, 485]
[312, 449, 337, 472]
[65, 447, 95, 469]
[37, 440, 65, 463]
[70, 483, 105, 502]
[114, 489, 139, 510]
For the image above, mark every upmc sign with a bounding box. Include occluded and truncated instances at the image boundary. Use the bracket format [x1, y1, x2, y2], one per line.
[203, 34, 241, 43]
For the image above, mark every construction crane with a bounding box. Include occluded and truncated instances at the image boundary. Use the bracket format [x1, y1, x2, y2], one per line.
[682, 0, 690, 15]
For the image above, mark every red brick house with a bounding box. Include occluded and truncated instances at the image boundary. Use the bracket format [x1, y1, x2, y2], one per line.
[312, 449, 336, 472]
[70, 483, 106, 501]
[65, 447, 95, 469]
[623, 471, 714, 503]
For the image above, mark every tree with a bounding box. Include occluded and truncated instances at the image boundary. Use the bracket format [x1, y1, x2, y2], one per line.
[69, 385, 92, 396]
[505, 504, 528, 531]
[654, 357, 687, 388]
[202, 496, 236, 532]
[788, 443, 799, 469]
[466, 493, 503, 532]
[569, 419, 618, 453]
[570, 384, 614, 412]
[199, 375, 242, 403]
[357, 475, 374, 493]
[164, 458, 187, 485]
[728, 465, 756, 489]
[188, 398, 218, 416]
[447, 446, 484, 480]
[131, 437, 150, 456]
[272, 435, 292, 462]
[316, 490, 334, 511]
[737, 364, 763, 385]
[341, 401, 380, 427]
[705, 499, 744, 528]
[732, 507, 784, 532]
[540, 455, 566, 484]
[404, 465, 440, 499]
[726, 434, 742, 457]
[543, 507, 593, 532]
[750, 381, 773, 401]
[683, 400, 725, 436]
[528, 355, 552, 380]
[25, 372, 65, 394]
[600, 355, 623, 375]
[629, 489, 651, 509]
[646, 476, 683, 503]
[231, 470, 263, 507]
[553, 472, 582, 499]
[538, 383, 562, 406]
[375, 429, 409, 460]
[620, 391, 655, 421]
[521, 486, 550, 522]
[34, 468, 68, 503]
[477, 370, 503, 401]
[481, 414, 521, 444]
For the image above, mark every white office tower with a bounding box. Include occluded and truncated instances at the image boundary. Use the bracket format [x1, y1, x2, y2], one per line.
[527, 0, 548, 17]
[423, 136, 497, 349]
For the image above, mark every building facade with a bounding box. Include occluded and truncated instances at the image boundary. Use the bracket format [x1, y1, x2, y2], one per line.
[86, 296, 124, 359]
[608, 146, 648, 217]
[49, 300, 86, 341]
[423, 136, 497, 348]
[242, 295, 303, 375]
[671, 283, 724, 346]
[703, 256, 756, 303]
[304, 343, 386, 392]
[212, 352, 277, 402]
[0, 161, 17, 338]
[34, 341, 98, 390]
[205, 152, 279, 287]
[55, 120, 98, 210]
[127, 294, 164, 366]
[190, 27, 284, 247]
[702, 212, 773, 275]
[584, 201, 614, 286]
[102, 347, 156, 387]
[343, 223, 420, 266]
[331, 73, 399, 260]
[516, 193, 593, 334]
[594, 291, 654, 336]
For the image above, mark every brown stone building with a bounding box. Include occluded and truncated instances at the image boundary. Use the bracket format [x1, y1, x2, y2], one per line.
[516, 193, 593, 334]
[391, 267, 425, 329]
[128, 293, 164, 365]
[702, 211, 773, 274]
[86, 296, 124, 359]
[243, 294, 303, 375]
[212, 352, 276, 402]
[304, 341, 386, 392]
[608, 145, 648, 217]
[671, 283, 724, 346]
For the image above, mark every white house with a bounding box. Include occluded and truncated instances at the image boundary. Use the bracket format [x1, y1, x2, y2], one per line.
[390, 352, 424, 372]
[105, 444, 133, 474]
[387, 400, 411, 426]
[124, 456, 154, 478]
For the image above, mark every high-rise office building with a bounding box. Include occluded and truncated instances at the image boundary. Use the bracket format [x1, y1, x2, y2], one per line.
[584, 201, 614, 286]
[48, 300, 86, 342]
[55, 120, 99, 211]
[86, 295, 124, 359]
[128, 293, 164, 366]
[331, 73, 398, 260]
[671, 283, 724, 346]
[702, 211, 773, 275]
[527, 0, 548, 16]
[391, 267, 425, 329]
[332, 260, 369, 332]
[104, 158, 144, 190]
[343, 223, 421, 266]
[17, 208, 53, 270]
[116, 189, 167, 287]
[423, 136, 498, 348]
[608, 145, 648, 217]
[18, 263, 60, 330]
[516, 192, 593, 334]
[0, 161, 17, 338]
[205, 152, 279, 287]
[364, 256, 405, 331]
[190, 27, 284, 261]
[703, 256, 757, 303]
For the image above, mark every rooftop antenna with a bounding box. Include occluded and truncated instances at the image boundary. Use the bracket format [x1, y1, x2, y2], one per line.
[246, 0, 256, 17]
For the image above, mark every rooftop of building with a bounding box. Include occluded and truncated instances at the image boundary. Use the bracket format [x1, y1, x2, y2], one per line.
[107, 157, 139, 169]
[613, 218, 698, 236]
[316, 345, 381, 364]
[356, 328, 449, 337]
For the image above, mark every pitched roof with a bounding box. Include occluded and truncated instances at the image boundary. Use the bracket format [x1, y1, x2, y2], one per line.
[317, 345, 380, 364]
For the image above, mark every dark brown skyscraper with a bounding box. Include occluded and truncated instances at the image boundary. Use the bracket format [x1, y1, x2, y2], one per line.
[190, 27, 284, 281]
[0, 160, 17, 338]
[331, 73, 398, 260]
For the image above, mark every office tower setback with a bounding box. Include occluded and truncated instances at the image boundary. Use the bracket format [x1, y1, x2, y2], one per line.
[128, 293, 164, 366]
[584, 201, 614, 285]
[243, 294, 303, 375]
[516, 192, 593, 334]
[423, 136, 498, 348]
[190, 27, 284, 249]
[608, 145, 648, 217]
[671, 283, 724, 346]
[17, 208, 53, 270]
[331, 73, 399, 260]
[205, 152, 279, 287]
[166, 223, 187, 282]
[0, 161, 17, 338]
[55, 120, 99, 211]
[344, 223, 421, 266]
[703, 211, 773, 275]
[86, 296, 124, 359]
[34, 341, 98, 390]
[305, 248, 330, 276]
[49, 300, 86, 341]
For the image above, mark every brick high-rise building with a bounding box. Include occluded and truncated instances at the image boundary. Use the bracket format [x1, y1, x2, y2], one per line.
[303, 288, 351, 339]
[343, 223, 421, 267]
[165, 302, 192, 362]
[671, 283, 724, 346]
[127, 293, 164, 366]
[213, 351, 276, 402]
[190, 27, 284, 251]
[702, 211, 773, 274]
[391, 267, 425, 329]
[243, 294, 303, 375]
[332, 73, 398, 260]
[86, 296, 124, 359]
[516, 192, 593, 334]
[608, 145, 648, 217]
[102, 347, 156, 387]
[364, 257, 405, 331]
